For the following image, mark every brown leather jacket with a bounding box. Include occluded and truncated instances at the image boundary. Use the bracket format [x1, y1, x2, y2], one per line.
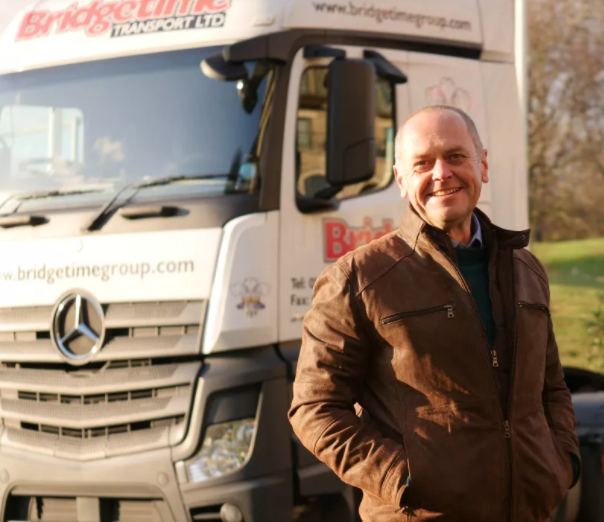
[289, 207, 580, 522]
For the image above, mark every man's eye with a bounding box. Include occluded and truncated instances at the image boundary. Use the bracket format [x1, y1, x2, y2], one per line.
[447, 154, 467, 165]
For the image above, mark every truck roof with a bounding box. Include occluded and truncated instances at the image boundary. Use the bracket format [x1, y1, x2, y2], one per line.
[0, 0, 513, 74]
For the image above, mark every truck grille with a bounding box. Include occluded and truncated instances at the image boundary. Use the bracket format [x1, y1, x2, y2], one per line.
[6, 494, 172, 522]
[0, 300, 205, 461]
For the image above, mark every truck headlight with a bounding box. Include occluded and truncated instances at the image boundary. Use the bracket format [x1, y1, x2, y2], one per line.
[185, 418, 256, 483]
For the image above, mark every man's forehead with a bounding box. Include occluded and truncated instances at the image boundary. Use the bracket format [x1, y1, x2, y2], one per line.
[402, 110, 472, 156]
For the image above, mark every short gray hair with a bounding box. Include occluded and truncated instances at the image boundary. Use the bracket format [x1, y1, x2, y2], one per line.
[394, 105, 484, 167]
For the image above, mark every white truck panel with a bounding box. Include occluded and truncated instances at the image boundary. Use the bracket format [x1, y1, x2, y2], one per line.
[202, 212, 279, 354]
[478, 0, 515, 62]
[0, 0, 280, 74]
[0, 0, 515, 74]
[481, 61, 528, 231]
[0, 228, 221, 306]
[283, 0, 482, 47]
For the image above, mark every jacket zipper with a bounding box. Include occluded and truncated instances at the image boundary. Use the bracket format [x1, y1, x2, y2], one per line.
[430, 239, 501, 400]
[491, 349, 499, 367]
[380, 304, 454, 325]
[485, 233, 513, 522]
[430, 236, 510, 522]
[505, 254, 519, 522]
[518, 301, 550, 317]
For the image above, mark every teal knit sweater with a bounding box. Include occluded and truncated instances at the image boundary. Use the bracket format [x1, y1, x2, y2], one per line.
[455, 246, 495, 349]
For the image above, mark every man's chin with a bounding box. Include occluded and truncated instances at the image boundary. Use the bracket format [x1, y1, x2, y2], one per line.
[423, 208, 470, 229]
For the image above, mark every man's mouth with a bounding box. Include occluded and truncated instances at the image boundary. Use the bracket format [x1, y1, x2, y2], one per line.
[430, 188, 462, 197]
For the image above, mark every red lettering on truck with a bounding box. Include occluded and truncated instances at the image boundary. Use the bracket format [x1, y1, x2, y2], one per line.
[16, 0, 231, 39]
[18, 11, 51, 38]
[323, 217, 394, 262]
[191, 0, 230, 14]
[114, 1, 137, 22]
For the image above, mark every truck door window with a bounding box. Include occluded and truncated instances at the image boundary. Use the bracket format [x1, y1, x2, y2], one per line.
[296, 66, 395, 199]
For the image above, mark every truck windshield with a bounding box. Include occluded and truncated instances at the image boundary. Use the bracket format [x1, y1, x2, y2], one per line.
[0, 46, 272, 207]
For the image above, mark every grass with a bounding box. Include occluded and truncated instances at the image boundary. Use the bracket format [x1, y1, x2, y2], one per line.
[532, 238, 604, 371]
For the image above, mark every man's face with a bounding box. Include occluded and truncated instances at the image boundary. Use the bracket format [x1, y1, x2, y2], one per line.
[393, 110, 489, 231]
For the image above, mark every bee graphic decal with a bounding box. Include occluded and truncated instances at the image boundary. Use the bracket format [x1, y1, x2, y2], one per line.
[231, 278, 271, 317]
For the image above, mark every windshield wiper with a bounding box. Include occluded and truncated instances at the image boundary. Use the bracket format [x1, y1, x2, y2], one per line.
[82, 174, 229, 232]
[0, 188, 103, 210]
[0, 188, 104, 215]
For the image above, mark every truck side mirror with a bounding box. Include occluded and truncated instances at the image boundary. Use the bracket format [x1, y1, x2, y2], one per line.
[326, 59, 376, 188]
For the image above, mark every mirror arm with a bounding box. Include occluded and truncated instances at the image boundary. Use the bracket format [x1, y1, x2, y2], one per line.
[303, 45, 346, 59]
[202, 33, 290, 81]
[201, 53, 248, 81]
[363, 50, 408, 84]
[314, 186, 341, 200]
[296, 194, 340, 214]
[224, 33, 292, 64]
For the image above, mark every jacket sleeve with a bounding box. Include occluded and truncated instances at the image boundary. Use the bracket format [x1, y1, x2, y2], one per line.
[288, 263, 409, 508]
[542, 284, 581, 486]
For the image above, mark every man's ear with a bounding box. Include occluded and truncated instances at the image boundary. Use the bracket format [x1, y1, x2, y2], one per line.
[393, 165, 408, 199]
[480, 150, 489, 184]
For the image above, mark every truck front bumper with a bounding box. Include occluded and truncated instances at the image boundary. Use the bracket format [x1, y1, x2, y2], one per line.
[0, 446, 292, 522]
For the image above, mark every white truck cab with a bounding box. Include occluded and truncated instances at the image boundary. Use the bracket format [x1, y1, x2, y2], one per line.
[0, 1, 526, 521]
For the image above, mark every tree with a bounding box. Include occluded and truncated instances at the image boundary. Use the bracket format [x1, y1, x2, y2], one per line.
[529, 0, 604, 241]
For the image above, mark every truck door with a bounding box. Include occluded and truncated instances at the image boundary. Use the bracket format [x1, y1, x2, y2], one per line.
[278, 46, 411, 343]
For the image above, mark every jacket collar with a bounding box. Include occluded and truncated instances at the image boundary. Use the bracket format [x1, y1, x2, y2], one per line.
[398, 204, 530, 251]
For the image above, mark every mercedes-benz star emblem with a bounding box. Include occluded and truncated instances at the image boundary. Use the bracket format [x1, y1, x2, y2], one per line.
[51, 292, 105, 365]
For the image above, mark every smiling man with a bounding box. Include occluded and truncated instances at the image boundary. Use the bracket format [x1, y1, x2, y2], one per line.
[289, 106, 580, 521]
[398, 107, 487, 246]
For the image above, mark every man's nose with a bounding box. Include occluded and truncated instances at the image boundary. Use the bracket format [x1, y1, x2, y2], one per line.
[431, 158, 453, 181]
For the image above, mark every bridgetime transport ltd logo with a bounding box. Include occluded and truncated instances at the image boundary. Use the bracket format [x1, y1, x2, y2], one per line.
[17, 0, 231, 40]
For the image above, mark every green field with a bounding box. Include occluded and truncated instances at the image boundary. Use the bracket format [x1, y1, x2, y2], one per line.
[533, 238, 604, 371]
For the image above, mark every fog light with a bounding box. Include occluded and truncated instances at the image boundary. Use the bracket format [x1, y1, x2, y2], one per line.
[221, 503, 243, 522]
[185, 418, 255, 483]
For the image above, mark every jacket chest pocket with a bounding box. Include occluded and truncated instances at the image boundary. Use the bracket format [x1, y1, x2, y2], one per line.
[380, 303, 455, 325]
[379, 303, 457, 358]
[519, 301, 550, 317]
[515, 301, 550, 397]
[378, 302, 485, 396]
